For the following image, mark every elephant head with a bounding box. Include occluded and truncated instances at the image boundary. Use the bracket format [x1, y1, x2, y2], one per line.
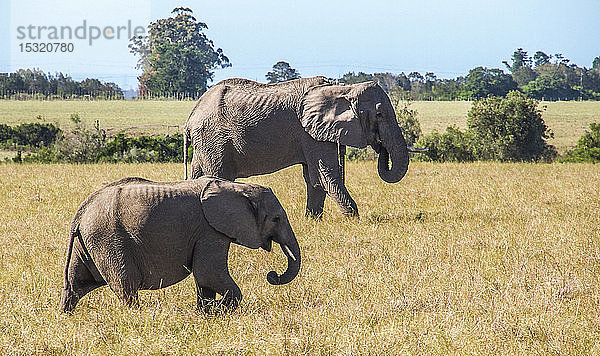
[300, 81, 409, 183]
[200, 179, 301, 285]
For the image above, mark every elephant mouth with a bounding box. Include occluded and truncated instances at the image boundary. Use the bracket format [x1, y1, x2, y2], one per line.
[262, 236, 297, 263]
[371, 140, 382, 154]
[261, 236, 274, 252]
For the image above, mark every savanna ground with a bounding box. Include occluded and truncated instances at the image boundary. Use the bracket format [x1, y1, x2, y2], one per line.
[1, 100, 599, 152]
[1, 99, 599, 353]
[1, 162, 599, 354]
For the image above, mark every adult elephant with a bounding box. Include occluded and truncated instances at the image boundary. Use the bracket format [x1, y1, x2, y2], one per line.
[184, 76, 416, 217]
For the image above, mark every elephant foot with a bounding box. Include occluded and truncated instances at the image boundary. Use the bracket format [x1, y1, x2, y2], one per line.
[60, 287, 78, 314]
[342, 209, 359, 218]
[197, 298, 219, 314]
[197, 296, 240, 314]
[305, 208, 323, 220]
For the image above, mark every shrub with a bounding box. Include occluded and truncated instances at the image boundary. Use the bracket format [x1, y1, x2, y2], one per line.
[395, 100, 422, 146]
[100, 133, 185, 163]
[467, 91, 556, 161]
[0, 122, 61, 149]
[22, 119, 189, 163]
[0, 124, 13, 144]
[13, 123, 62, 148]
[25, 120, 106, 163]
[561, 123, 600, 163]
[416, 126, 477, 162]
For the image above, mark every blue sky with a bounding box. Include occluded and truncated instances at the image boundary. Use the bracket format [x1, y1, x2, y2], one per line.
[2, 0, 599, 89]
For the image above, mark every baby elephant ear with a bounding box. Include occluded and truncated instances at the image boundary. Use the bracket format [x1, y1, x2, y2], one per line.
[200, 180, 262, 249]
[300, 85, 368, 148]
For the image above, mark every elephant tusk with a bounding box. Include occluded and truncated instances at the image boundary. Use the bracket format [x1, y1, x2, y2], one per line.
[407, 145, 428, 152]
[283, 244, 296, 262]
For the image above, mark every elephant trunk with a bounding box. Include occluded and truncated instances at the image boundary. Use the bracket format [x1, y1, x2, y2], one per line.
[377, 119, 409, 183]
[267, 226, 301, 285]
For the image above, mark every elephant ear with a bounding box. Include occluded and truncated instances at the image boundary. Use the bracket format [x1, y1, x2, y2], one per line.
[200, 180, 261, 249]
[300, 85, 368, 148]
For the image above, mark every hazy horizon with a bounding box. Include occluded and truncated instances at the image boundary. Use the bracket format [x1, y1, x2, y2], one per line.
[2, 0, 599, 90]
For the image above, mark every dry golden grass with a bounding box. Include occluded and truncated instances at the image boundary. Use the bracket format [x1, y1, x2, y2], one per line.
[1, 162, 599, 354]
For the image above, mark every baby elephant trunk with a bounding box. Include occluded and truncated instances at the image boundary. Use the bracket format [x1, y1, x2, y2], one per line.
[266, 228, 301, 285]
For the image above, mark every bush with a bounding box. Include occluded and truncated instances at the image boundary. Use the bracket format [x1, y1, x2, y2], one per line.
[0, 122, 61, 149]
[13, 123, 62, 148]
[467, 91, 556, 161]
[24, 120, 106, 163]
[416, 92, 557, 162]
[561, 122, 600, 163]
[0, 124, 12, 143]
[100, 133, 186, 163]
[395, 100, 422, 146]
[416, 126, 477, 162]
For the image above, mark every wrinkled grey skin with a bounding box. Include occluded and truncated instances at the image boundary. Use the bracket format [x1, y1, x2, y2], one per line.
[184, 77, 409, 217]
[61, 176, 300, 313]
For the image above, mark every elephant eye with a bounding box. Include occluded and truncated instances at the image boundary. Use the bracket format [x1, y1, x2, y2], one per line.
[271, 216, 281, 223]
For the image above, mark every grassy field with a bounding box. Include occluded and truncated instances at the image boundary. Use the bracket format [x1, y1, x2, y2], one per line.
[0, 100, 194, 137]
[1, 100, 598, 152]
[1, 162, 599, 354]
[412, 101, 600, 153]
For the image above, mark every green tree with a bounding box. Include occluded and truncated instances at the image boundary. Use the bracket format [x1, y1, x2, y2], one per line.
[534, 51, 551, 67]
[504, 48, 536, 86]
[522, 70, 578, 100]
[129, 8, 230, 97]
[503, 48, 532, 72]
[1, 73, 26, 92]
[265, 61, 301, 83]
[593, 57, 600, 71]
[461, 67, 517, 99]
[467, 91, 556, 161]
[339, 72, 373, 84]
[512, 66, 537, 87]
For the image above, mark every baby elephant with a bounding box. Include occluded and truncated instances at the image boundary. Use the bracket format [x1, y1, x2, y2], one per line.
[61, 176, 301, 313]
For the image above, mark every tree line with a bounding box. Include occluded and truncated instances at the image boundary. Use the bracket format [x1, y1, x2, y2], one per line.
[2, 7, 599, 102]
[0, 69, 124, 100]
[337, 49, 600, 101]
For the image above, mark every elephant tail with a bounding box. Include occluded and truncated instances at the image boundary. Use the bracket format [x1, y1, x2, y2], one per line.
[183, 126, 189, 180]
[63, 224, 79, 290]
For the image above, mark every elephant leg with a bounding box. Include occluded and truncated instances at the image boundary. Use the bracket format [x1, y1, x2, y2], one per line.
[215, 281, 242, 312]
[303, 164, 326, 218]
[315, 153, 358, 217]
[100, 250, 142, 308]
[61, 254, 106, 313]
[304, 141, 359, 217]
[110, 278, 140, 308]
[192, 237, 242, 313]
[321, 168, 358, 217]
[193, 143, 238, 181]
